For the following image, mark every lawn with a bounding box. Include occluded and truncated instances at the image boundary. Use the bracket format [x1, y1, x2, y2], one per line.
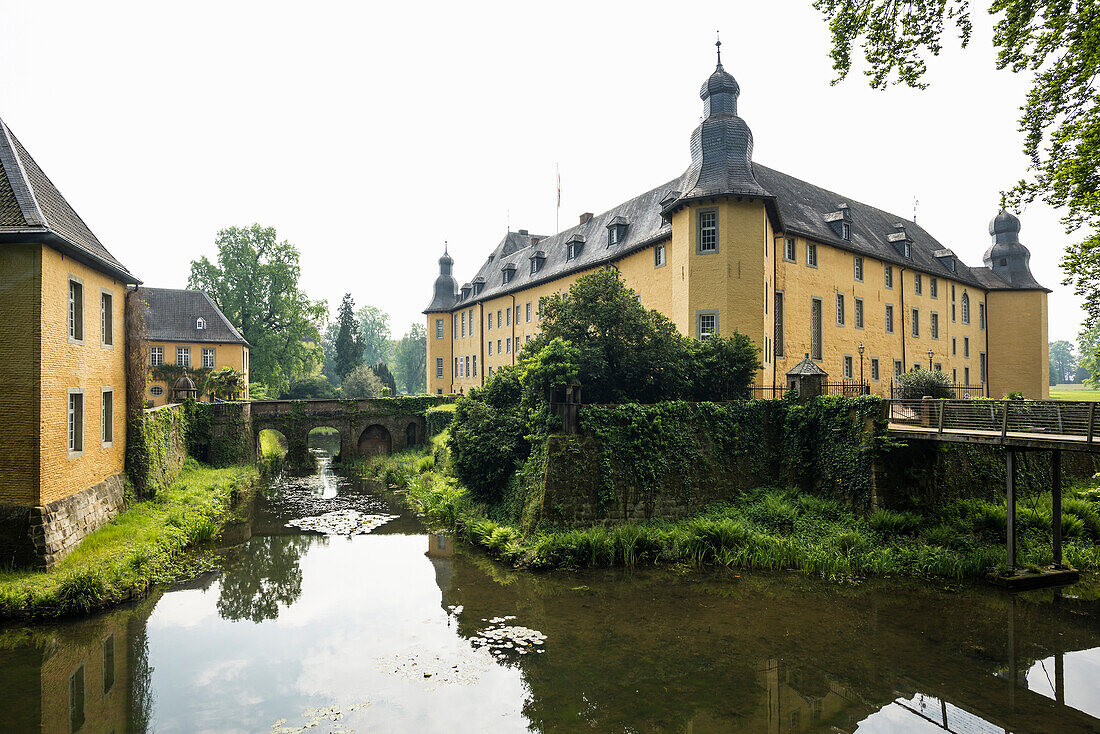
[1050, 384, 1100, 401]
[0, 460, 257, 619]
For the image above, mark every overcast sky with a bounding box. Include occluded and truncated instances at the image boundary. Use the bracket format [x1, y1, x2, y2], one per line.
[0, 0, 1086, 344]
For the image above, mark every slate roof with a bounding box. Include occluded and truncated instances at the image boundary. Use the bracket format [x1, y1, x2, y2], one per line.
[0, 116, 139, 284]
[140, 287, 249, 346]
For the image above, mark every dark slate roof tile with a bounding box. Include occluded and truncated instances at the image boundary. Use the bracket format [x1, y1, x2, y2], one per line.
[140, 287, 249, 345]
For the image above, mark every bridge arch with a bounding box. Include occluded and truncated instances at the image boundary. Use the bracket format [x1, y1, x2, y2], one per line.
[308, 426, 342, 462]
[405, 422, 418, 448]
[358, 424, 392, 456]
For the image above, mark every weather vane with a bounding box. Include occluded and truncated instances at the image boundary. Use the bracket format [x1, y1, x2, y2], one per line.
[716, 30, 722, 67]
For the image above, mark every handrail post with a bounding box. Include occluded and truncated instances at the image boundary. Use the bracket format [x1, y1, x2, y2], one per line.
[1089, 403, 1097, 445]
[1001, 400, 1010, 442]
[937, 399, 946, 433]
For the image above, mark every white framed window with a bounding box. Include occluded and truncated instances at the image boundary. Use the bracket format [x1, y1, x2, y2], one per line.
[697, 311, 718, 338]
[526, 302, 532, 322]
[506, 308, 511, 327]
[465, 355, 470, 377]
[961, 292, 971, 324]
[487, 313, 492, 330]
[884, 265, 893, 288]
[530, 258, 539, 275]
[953, 367, 958, 382]
[497, 338, 502, 353]
[697, 210, 718, 253]
[654, 243, 667, 267]
[196, 317, 207, 330]
[930, 277, 938, 298]
[68, 389, 84, 456]
[870, 358, 880, 381]
[68, 277, 84, 343]
[435, 319, 444, 339]
[150, 346, 164, 366]
[911, 308, 920, 338]
[472, 355, 477, 377]
[497, 310, 502, 328]
[454, 314, 459, 336]
[836, 294, 845, 326]
[176, 346, 191, 367]
[515, 305, 521, 324]
[454, 357, 459, 377]
[488, 340, 494, 355]
[784, 237, 796, 262]
[841, 222, 851, 241]
[885, 304, 894, 333]
[202, 348, 216, 368]
[461, 312, 466, 337]
[979, 302, 986, 329]
[980, 352, 987, 383]
[930, 312, 939, 339]
[567, 242, 577, 260]
[965, 367, 970, 384]
[100, 290, 113, 347]
[609, 227, 620, 246]
[101, 388, 113, 447]
[914, 273, 923, 295]
[853, 256, 864, 281]
[806, 242, 818, 267]
[894, 359, 903, 377]
[150, 385, 164, 397]
[436, 357, 444, 378]
[934, 362, 943, 372]
[810, 298, 823, 360]
[505, 338, 511, 354]
[515, 336, 520, 352]
[904, 242, 912, 259]
[964, 336, 970, 358]
[952, 337, 957, 355]
[843, 355, 853, 379]
[854, 298, 864, 329]
[774, 291, 784, 358]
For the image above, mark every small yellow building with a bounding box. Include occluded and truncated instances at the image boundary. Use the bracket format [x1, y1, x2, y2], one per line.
[426, 48, 1049, 399]
[139, 287, 250, 406]
[0, 114, 141, 568]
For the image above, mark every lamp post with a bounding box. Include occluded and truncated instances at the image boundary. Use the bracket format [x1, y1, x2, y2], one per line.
[858, 342, 865, 389]
[928, 348, 934, 370]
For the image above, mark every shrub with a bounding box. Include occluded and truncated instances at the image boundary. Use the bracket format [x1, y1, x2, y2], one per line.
[448, 369, 529, 503]
[895, 368, 954, 398]
[833, 530, 868, 555]
[747, 493, 799, 533]
[340, 365, 385, 398]
[281, 375, 337, 400]
[425, 405, 456, 437]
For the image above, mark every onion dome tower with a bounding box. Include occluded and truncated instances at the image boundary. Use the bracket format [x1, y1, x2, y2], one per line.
[425, 242, 458, 312]
[679, 36, 771, 202]
[983, 211, 1043, 289]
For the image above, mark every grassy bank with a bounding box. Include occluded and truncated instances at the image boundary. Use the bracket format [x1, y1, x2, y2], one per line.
[1050, 384, 1100, 401]
[358, 436, 1100, 581]
[0, 460, 258, 619]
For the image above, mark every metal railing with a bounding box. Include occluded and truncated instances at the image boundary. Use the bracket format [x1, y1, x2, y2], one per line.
[821, 381, 870, 397]
[748, 386, 793, 400]
[889, 382, 988, 399]
[886, 398, 1099, 444]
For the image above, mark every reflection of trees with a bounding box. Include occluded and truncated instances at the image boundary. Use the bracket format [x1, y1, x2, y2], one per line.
[217, 535, 314, 623]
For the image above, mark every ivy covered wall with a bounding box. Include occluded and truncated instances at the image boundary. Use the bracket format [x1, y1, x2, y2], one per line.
[126, 404, 189, 498]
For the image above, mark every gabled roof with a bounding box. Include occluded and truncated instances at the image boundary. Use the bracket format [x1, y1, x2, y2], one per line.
[140, 287, 249, 346]
[0, 116, 139, 284]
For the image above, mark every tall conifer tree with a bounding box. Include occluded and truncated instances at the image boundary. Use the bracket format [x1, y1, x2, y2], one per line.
[334, 293, 363, 379]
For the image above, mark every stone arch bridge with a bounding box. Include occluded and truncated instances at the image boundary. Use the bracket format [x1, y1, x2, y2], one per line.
[248, 397, 452, 465]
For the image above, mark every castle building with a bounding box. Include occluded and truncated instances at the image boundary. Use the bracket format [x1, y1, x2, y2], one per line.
[0, 115, 141, 568]
[139, 287, 250, 407]
[425, 47, 1050, 399]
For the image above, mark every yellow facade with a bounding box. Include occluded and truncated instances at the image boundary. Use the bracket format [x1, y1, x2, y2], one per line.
[144, 340, 250, 407]
[427, 196, 1048, 399]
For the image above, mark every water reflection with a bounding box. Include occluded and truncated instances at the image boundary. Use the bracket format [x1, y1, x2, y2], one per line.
[2, 455, 1099, 733]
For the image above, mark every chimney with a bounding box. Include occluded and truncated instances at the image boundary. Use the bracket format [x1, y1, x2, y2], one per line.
[518, 229, 529, 235]
[579, 212, 593, 225]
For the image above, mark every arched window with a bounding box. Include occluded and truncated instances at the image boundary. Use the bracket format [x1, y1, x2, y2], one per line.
[961, 292, 970, 324]
[196, 317, 207, 330]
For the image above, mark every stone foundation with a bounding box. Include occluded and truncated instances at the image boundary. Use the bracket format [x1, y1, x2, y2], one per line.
[25, 473, 127, 570]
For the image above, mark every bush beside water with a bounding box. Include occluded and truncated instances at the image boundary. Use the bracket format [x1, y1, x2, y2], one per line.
[358, 438, 1100, 580]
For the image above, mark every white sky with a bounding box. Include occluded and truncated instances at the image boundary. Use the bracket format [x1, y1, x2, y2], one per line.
[0, 0, 1086, 343]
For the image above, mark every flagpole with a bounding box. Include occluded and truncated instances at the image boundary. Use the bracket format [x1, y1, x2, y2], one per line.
[556, 163, 560, 234]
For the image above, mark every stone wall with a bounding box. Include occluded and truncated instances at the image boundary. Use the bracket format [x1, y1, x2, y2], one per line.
[28, 473, 126, 570]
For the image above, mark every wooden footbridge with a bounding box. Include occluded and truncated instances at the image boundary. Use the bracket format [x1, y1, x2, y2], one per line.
[886, 398, 1099, 584]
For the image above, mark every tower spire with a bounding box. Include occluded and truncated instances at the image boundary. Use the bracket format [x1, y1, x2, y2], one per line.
[715, 30, 723, 70]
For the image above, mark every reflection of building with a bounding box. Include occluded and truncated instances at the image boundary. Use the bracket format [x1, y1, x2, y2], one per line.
[426, 47, 1049, 398]
[0, 115, 141, 568]
[140, 287, 250, 407]
[0, 595, 155, 733]
[760, 659, 864, 733]
[427, 533, 455, 558]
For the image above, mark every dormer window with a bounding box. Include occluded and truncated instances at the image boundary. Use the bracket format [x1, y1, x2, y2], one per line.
[460, 283, 472, 300]
[607, 216, 629, 247]
[824, 204, 852, 240]
[904, 242, 912, 259]
[196, 317, 206, 330]
[529, 251, 546, 276]
[888, 223, 913, 258]
[501, 263, 516, 285]
[566, 233, 586, 261]
[841, 222, 851, 241]
[472, 277, 485, 296]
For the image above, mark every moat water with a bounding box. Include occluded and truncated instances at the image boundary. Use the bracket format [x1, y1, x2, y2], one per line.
[3, 439, 1100, 733]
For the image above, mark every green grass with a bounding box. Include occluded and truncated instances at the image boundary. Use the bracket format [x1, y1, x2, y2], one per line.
[356, 436, 1100, 582]
[1050, 384, 1100, 401]
[0, 460, 257, 619]
[258, 429, 288, 459]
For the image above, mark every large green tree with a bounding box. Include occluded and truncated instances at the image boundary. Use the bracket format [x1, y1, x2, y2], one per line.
[333, 293, 364, 380]
[393, 323, 427, 395]
[1079, 324, 1100, 387]
[813, 0, 1100, 363]
[1048, 340, 1076, 384]
[356, 305, 393, 367]
[188, 224, 326, 395]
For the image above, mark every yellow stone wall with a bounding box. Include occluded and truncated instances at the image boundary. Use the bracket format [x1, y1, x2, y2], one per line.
[987, 289, 1049, 399]
[40, 613, 129, 734]
[38, 247, 127, 507]
[144, 340, 250, 407]
[0, 244, 42, 506]
[425, 197, 1046, 399]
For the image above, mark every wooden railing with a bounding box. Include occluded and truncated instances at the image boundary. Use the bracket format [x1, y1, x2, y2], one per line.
[886, 399, 1099, 446]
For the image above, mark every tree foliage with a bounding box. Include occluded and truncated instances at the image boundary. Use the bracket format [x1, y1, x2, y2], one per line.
[188, 224, 326, 396]
[1079, 323, 1100, 387]
[447, 368, 528, 503]
[356, 305, 393, 367]
[334, 293, 364, 380]
[206, 366, 247, 401]
[895, 368, 954, 398]
[1048, 340, 1077, 384]
[393, 323, 428, 395]
[341, 364, 385, 398]
[813, 0, 1100, 338]
[371, 361, 397, 395]
[281, 375, 338, 400]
